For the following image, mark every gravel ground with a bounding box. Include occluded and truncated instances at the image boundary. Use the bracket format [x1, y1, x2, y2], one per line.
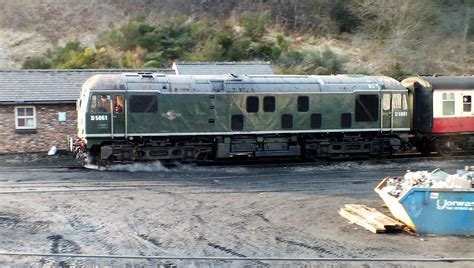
[0, 153, 473, 267]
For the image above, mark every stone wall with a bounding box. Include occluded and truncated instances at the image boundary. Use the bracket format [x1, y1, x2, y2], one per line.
[0, 104, 76, 153]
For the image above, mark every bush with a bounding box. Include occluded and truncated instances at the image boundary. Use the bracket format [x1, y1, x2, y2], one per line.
[241, 11, 270, 41]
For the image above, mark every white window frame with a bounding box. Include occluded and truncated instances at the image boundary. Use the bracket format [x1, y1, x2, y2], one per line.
[15, 106, 37, 130]
[463, 95, 472, 113]
[442, 92, 455, 116]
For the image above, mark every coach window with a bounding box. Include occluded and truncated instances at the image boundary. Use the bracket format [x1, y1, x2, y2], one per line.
[463, 96, 471, 112]
[246, 96, 259, 113]
[263, 96, 275, 112]
[442, 93, 455, 115]
[297, 96, 309, 112]
[15, 106, 36, 130]
[355, 94, 379, 122]
[130, 95, 158, 113]
[281, 114, 293, 129]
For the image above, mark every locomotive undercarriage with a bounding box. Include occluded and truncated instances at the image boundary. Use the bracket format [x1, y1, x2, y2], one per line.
[77, 132, 404, 166]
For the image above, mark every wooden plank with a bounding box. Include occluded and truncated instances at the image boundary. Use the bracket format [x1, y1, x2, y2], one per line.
[338, 208, 384, 233]
[339, 204, 405, 233]
[344, 204, 404, 229]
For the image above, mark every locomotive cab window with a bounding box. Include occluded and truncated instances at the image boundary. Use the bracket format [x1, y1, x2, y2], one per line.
[90, 94, 111, 113]
[130, 95, 158, 113]
[442, 92, 455, 115]
[355, 94, 379, 122]
[263, 96, 275, 112]
[297, 96, 309, 112]
[463, 95, 471, 112]
[114, 95, 124, 114]
[246, 96, 259, 113]
[383, 94, 391, 111]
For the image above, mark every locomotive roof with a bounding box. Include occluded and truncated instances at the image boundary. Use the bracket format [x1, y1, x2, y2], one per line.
[83, 73, 406, 94]
[402, 76, 474, 90]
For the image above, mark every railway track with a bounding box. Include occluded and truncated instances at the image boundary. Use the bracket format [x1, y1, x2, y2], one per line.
[0, 251, 472, 263]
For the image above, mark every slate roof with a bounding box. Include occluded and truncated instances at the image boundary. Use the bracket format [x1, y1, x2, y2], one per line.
[0, 69, 175, 104]
[172, 61, 274, 75]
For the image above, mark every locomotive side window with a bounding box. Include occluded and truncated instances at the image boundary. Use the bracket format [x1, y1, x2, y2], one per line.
[463, 96, 472, 112]
[341, 113, 351, 128]
[130, 95, 158, 113]
[297, 96, 309, 112]
[355, 94, 379, 122]
[310, 113, 322, 129]
[246, 96, 259, 113]
[442, 92, 455, 115]
[281, 114, 293, 129]
[263, 96, 275, 112]
[231, 115, 244, 131]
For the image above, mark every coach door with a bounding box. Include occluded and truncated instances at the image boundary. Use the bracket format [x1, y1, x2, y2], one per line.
[382, 93, 393, 131]
[112, 95, 125, 137]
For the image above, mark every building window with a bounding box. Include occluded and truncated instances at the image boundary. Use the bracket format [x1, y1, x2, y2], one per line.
[341, 113, 351, 128]
[15, 106, 36, 129]
[297, 96, 309, 112]
[130, 95, 158, 113]
[246, 96, 259, 113]
[263, 96, 275, 112]
[311, 114, 322, 129]
[355, 94, 379, 122]
[281, 114, 293, 129]
[442, 92, 455, 115]
[231, 115, 243, 131]
[463, 95, 471, 112]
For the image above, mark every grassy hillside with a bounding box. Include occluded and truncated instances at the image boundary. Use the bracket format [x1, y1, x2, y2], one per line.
[0, 0, 472, 78]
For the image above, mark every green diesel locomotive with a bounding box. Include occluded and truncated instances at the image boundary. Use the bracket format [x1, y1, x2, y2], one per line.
[72, 73, 410, 165]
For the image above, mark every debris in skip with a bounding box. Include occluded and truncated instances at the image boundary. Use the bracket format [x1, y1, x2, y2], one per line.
[341, 167, 474, 235]
[380, 168, 473, 198]
[374, 167, 474, 236]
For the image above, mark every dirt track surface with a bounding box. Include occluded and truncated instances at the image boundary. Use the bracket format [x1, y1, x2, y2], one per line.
[0, 153, 473, 267]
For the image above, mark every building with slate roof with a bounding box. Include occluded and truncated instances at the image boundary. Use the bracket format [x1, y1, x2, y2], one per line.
[0, 69, 174, 153]
[172, 61, 274, 75]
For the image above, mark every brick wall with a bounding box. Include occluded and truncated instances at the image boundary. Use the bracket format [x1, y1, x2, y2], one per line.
[0, 104, 76, 153]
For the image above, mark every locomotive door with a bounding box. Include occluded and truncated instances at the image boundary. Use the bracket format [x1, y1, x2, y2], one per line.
[112, 95, 125, 137]
[382, 93, 393, 131]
